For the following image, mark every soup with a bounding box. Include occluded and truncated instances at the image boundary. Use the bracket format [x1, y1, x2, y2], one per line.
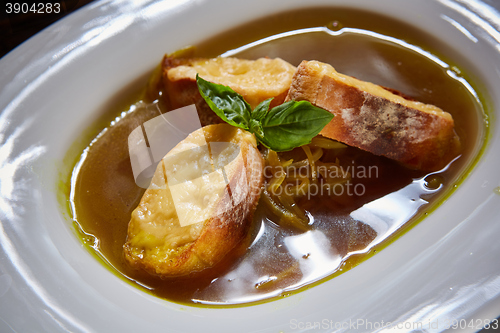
[67, 8, 487, 306]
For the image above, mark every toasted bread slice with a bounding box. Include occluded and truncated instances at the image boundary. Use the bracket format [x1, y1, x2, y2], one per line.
[124, 124, 264, 277]
[286, 60, 461, 171]
[162, 56, 296, 125]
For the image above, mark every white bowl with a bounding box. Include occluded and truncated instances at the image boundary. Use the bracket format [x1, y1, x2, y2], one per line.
[1, 0, 500, 332]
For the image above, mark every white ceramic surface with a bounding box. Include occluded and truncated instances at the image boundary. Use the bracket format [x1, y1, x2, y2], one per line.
[1, 0, 500, 332]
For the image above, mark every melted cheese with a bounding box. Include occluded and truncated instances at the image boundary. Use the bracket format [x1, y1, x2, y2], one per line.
[124, 124, 264, 276]
[167, 57, 296, 108]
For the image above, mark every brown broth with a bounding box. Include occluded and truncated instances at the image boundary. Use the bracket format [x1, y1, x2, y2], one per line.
[68, 8, 486, 306]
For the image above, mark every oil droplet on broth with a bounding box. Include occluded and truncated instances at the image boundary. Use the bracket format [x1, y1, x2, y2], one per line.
[327, 20, 343, 31]
[424, 175, 445, 190]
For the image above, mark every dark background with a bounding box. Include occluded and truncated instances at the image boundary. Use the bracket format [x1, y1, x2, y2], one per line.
[0, 0, 95, 58]
[0, 0, 499, 331]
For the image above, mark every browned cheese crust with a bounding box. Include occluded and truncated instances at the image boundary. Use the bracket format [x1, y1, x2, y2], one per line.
[286, 60, 461, 171]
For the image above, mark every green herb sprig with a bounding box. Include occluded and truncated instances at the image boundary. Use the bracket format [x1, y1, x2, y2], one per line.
[196, 75, 334, 152]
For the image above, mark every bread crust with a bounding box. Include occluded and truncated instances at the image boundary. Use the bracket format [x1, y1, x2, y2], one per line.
[162, 56, 223, 127]
[287, 60, 461, 171]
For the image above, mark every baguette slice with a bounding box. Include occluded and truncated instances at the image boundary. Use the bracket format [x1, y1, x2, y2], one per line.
[124, 124, 264, 277]
[286, 60, 461, 171]
[162, 56, 296, 125]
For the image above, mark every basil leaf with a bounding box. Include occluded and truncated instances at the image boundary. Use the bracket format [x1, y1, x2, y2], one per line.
[195, 75, 334, 152]
[196, 75, 252, 130]
[252, 98, 273, 121]
[260, 100, 334, 152]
